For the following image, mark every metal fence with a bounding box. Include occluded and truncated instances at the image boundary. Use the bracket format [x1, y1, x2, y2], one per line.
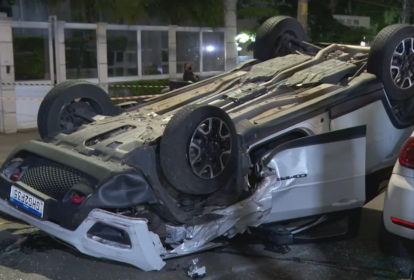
[5, 16, 227, 130]
[11, 17, 227, 86]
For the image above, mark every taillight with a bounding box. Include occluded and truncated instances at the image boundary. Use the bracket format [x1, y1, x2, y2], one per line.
[70, 193, 85, 204]
[11, 172, 20, 181]
[391, 217, 414, 230]
[399, 137, 414, 169]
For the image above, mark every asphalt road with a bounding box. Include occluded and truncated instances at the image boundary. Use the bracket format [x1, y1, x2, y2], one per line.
[0, 131, 413, 280]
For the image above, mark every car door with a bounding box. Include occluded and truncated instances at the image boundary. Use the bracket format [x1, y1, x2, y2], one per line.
[263, 125, 366, 223]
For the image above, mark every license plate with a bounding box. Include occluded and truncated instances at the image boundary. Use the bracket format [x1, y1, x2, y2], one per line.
[9, 185, 44, 218]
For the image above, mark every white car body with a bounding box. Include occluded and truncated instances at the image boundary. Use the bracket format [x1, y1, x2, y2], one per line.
[383, 133, 414, 241]
[2, 87, 413, 270]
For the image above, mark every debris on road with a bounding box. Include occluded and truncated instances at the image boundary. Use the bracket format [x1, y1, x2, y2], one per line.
[264, 245, 291, 254]
[167, 263, 180, 271]
[2, 236, 28, 255]
[1, 232, 61, 256]
[187, 258, 206, 279]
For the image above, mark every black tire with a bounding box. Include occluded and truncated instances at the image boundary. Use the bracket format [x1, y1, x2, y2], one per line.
[37, 80, 117, 140]
[367, 24, 414, 101]
[160, 104, 239, 195]
[253, 16, 307, 61]
[378, 214, 411, 258]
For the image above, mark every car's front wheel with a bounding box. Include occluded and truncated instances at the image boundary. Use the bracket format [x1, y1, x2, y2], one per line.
[160, 104, 240, 195]
[367, 24, 414, 101]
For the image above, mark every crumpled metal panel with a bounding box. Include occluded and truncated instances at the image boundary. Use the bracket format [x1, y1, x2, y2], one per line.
[279, 59, 357, 87]
[169, 175, 278, 254]
[241, 54, 312, 83]
[223, 83, 267, 103]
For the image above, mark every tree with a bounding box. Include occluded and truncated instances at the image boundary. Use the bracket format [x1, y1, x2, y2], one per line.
[238, 0, 377, 49]
[237, 0, 279, 27]
[151, 0, 225, 27]
[46, 0, 225, 26]
[45, 0, 158, 23]
[338, 0, 402, 32]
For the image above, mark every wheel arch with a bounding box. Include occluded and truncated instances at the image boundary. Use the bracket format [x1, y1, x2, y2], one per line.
[248, 128, 310, 165]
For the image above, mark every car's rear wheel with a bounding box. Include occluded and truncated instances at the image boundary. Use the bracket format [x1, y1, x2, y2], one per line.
[160, 104, 239, 195]
[253, 16, 307, 61]
[367, 24, 414, 101]
[37, 80, 118, 140]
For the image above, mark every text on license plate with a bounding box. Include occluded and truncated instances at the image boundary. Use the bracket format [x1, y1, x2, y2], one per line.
[9, 185, 44, 218]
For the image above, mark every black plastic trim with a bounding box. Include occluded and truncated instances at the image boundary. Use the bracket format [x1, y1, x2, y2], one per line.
[263, 125, 366, 166]
[229, 208, 362, 247]
[329, 89, 414, 129]
[329, 89, 383, 119]
[123, 146, 206, 224]
[87, 222, 132, 247]
[0, 144, 159, 230]
[274, 208, 361, 245]
[1, 140, 129, 183]
[0, 168, 159, 230]
[365, 166, 393, 203]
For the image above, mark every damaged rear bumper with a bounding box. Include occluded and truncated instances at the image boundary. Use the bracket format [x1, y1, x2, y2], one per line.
[0, 199, 166, 271]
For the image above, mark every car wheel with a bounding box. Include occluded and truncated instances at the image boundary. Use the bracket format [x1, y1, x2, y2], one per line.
[37, 80, 118, 140]
[253, 16, 307, 61]
[378, 214, 411, 258]
[367, 24, 414, 101]
[160, 104, 239, 195]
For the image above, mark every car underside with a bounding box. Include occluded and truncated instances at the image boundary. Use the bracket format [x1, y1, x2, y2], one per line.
[1, 16, 414, 271]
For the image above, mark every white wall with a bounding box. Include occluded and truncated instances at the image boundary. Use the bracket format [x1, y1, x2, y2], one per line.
[16, 86, 51, 130]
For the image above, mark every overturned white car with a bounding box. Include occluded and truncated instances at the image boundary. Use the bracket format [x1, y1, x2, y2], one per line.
[1, 17, 414, 270]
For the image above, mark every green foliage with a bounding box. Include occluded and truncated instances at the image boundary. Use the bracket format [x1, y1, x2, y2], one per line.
[65, 33, 130, 78]
[106, 36, 129, 71]
[245, 0, 374, 44]
[107, 36, 128, 52]
[46, 0, 225, 26]
[13, 36, 47, 80]
[308, 10, 374, 43]
[330, 0, 402, 29]
[65, 30, 97, 74]
[153, 0, 225, 26]
[143, 67, 162, 75]
[337, 26, 375, 44]
[384, 7, 401, 25]
[109, 79, 169, 99]
[47, 0, 160, 24]
[238, 0, 279, 25]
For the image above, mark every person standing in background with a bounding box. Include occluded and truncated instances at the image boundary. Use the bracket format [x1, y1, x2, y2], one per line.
[183, 63, 199, 83]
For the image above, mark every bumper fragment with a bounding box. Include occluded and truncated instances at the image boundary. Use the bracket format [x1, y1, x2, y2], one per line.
[0, 199, 166, 271]
[384, 173, 414, 240]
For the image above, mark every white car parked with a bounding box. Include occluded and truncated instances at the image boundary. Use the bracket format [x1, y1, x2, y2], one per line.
[381, 134, 414, 257]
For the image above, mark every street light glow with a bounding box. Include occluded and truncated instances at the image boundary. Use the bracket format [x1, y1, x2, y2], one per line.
[235, 33, 256, 43]
[206, 45, 215, 52]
